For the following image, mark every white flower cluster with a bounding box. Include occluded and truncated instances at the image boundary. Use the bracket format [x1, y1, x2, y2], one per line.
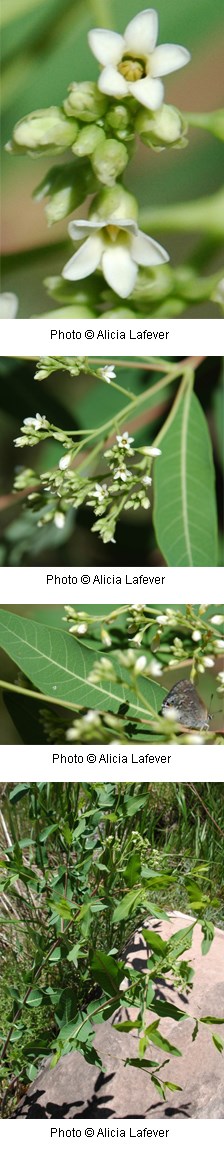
[87, 430, 161, 544]
[14, 414, 50, 447]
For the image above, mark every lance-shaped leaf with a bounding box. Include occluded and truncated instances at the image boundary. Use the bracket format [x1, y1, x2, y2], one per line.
[153, 390, 218, 566]
[0, 609, 165, 718]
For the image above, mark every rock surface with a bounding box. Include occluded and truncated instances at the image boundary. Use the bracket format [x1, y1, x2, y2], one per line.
[15, 914, 224, 1119]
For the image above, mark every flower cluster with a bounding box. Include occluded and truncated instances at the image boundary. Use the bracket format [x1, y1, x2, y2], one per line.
[13, 419, 161, 543]
[6, 9, 192, 306]
[34, 357, 116, 382]
[66, 709, 125, 743]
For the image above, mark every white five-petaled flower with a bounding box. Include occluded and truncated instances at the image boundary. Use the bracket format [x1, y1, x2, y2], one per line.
[23, 413, 48, 430]
[90, 483, 108, 502]
[88, 9, 190, 111]
[98, 364, 116, 383]
[116, 431, 134, 449]
[62, 217, 169, 299]
[113, 467, 132, 481]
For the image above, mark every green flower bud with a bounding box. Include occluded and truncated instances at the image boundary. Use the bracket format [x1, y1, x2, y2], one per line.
[106, 105, 132, 139]
[44, 275, 98, 305]
[64, 82, 107, 122]
[101, 308, 137, 317]
[42, 306, 96, 318]
[33, 161, 91, 224]
[91, 138, 128, 186]
[136, 104, 187, 150]
[7, 108, 78, 156]
[73, 125, 105, 157]
[91, 185, 138, 223]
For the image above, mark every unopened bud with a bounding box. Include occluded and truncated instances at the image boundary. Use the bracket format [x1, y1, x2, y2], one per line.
[64, 82, 107, 122]
[7, 108, 78, 155]
[136, 104, 187, 150]
[91, 185, 138, 223]
[106, 105, 131, 139]
[73, 125, 105, 157]
[34, 162, 91, 224]
[92, 138, 128, 186]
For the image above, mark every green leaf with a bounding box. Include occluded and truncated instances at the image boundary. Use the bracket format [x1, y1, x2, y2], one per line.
[149, 1000, 188, 1022]
[143, 930, 168, 956]
[0, 610, 164, 719]
[145, 1025, 182, 1056]
[192, 1019, 199, 1042]
[90, 949, 125, 997]
[153, 389, 218, 565]
[125, 1058, 158, 1071]
[114, 1019, 142, 1033]
[164, 1081, 182, 1092]
[212, 1033, 224, 1053]
[200, 1017, 224, 1024]
[201, 919, 214, 955]
[67, 942, 83, 966]
[39, 824, 58, 842]
[166, 923, 194, 961]
[26, 989, 43, 1007]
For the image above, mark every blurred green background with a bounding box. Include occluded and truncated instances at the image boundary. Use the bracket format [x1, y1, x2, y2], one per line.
[1, 0, 224, 315]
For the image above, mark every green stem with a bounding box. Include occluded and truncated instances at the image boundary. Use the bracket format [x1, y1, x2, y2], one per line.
[154, 369, 195, 450]
[140, 188, 224, 241]
[0, 679, 78, 714]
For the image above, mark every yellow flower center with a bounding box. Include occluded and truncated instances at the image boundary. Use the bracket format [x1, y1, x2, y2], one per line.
[118, 56, 145, 82]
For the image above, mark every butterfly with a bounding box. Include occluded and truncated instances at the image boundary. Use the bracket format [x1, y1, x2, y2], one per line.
[161, 679, 210, 730]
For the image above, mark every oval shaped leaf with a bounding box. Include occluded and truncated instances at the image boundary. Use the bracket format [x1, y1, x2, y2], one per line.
[153, 390, 218, 565]
[0, 610, 165, 719]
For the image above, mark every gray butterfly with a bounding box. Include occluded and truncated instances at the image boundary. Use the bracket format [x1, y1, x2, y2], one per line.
[161, 679, 210, 730]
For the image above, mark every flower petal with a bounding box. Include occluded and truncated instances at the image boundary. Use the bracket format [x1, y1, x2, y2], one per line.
[130, 229, 168, 265]
[124, 9, 158, 55]
[88, 28, 124, 66]
[68, 220, 103, 240]
[150, 43, 191, 77]
[130, 229, 169, 266]
[63, 234, 103, 280]
[102, 243, 137, 297]
[129, 75, 163, 110]
[98, 65, 129, 96]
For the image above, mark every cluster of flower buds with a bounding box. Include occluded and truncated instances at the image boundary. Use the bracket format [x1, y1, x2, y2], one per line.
[34, 357, 116, 382]
[66, 709, 125, 743]
[13, 419, 161, 544]
[6, 9, 192, 303]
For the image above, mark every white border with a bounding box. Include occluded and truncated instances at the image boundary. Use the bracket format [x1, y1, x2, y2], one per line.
[0, 319, 223, 355]
[1, 744, 223, 780]
[0, 568, 223, 603]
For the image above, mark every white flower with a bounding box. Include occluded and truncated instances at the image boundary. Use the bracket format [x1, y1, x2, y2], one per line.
[23, 413, 48, 430]
[0, 292, 18, 318]
[202, 656, 215, 668]
[147, 658, 162, 676]
[134, 655, 147, 673]
[89, 482, 108, 502]
[143, 475, 152, 486]
[192, 630, 201, 642]
[210, 615, 224, 625]
[88, 10, 190, 111]
[54, 511, 65, 528]
[215, 640, 224, 651]
[62, 216, 169, 299]
[113, 467, 132, 481]
[116, 431, 134, 449]
[98, 364, 116, 383]
[59, 453, 72, 470]
[77, 623, 88, 635]
[184, 734, 204, 745]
